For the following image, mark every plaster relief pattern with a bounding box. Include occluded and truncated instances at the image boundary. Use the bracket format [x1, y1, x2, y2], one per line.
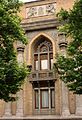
[26, 3, 56, 18]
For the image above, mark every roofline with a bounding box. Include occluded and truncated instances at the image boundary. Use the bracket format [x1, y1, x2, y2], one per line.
[24, 0, 48, 4]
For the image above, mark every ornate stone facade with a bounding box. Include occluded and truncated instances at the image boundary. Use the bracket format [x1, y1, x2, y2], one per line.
[0, 0, 82, 119]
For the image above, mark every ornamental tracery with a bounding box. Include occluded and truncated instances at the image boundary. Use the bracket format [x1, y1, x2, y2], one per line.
[35, 41, 53, 53]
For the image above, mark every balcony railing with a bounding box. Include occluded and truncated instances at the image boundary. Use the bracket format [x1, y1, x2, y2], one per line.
[29, 70, 56, 82]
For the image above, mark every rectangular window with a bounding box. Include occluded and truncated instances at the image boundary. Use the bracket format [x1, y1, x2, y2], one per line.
[51, 59, 53, 69]
[34, 88, 55, 109]
[41, 60, 48, 70]
[35, 90, 39, 109]
[34, 55, 38, 70]
[41, 90, 49, 108]
[35, 61, 38, 70]
[51, 89, 55, 108]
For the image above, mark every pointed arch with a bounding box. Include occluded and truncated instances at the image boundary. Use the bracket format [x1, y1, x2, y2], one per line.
[28, 33, 56, 65]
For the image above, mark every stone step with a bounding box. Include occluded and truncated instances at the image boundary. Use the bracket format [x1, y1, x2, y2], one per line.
[1, 116, 82, 120]
[0, 118, 82, 120]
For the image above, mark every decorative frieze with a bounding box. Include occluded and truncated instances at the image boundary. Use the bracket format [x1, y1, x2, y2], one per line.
[26, 3, 56, 18]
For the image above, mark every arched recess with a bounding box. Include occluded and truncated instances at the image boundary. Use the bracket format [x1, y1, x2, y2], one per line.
[28, 33, 56, 65]
[27, 33, 61, 115]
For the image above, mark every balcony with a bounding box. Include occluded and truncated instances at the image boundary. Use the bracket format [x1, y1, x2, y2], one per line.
[29, 70, 56, 82]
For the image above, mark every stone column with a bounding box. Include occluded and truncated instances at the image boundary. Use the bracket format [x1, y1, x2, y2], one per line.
[16, 90, 24, 117]
[0, 100, 4, 117]
[4, 102, 11, 117]
[17, 41, 24, 64]
[69, 91, 76, 114]
[38, 82, 41, 114]
[49, 88, 51, 110]
[61, 82, 70, 115]
[38, 88, 40, 110]
[76, 95, 82, 115]
[55, 79, 61, 115]
[16, 41, 25, 117]
[58, 33, 70, 116]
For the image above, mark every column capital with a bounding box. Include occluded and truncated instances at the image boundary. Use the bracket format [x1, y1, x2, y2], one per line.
[17, 41, 25, 52]
[17, 47, 25, 52]
[58, 32, 68, 48]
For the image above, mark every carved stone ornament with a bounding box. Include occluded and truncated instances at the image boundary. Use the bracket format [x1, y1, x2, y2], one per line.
[35, 41, 53, 53]
[46, 4, 55, 14]
[38, 7, 44, 16]
[28, 7, 37, 17]
[26, 3, 56, 18]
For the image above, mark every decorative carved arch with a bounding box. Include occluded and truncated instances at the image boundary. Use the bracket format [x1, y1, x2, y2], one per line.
[28, 33, 56, 65]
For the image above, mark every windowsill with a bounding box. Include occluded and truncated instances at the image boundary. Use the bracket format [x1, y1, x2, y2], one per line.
[35, 108, 55, 110]
[33, 108, 55, 115]
[33, 69, 52, 72]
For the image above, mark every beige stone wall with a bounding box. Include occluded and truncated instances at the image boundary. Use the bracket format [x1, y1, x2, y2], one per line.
[23, 81, 32, 116]
[56, 0, 74, 13]
[0, 100, 5, 117]
[11, 101, 16, 115]
[0, 0, 79, 118]
[55, 77, 62, 115]
[69, 91, 76, 114]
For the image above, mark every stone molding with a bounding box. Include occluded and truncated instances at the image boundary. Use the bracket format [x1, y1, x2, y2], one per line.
[21, 19, 59, 31]
[27, 32, 56, 65]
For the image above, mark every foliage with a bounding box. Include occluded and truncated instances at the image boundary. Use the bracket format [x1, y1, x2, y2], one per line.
[56, 0, 82, 94]
[0, 0, 29, 102]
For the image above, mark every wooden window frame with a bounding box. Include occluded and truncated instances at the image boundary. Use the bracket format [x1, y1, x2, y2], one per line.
[34, 40, 53, 71]
[34, 87, 55, 110]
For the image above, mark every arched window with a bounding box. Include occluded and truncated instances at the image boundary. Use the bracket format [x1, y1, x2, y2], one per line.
[32, 36, 55, 112]
[34, 39, 53, 71]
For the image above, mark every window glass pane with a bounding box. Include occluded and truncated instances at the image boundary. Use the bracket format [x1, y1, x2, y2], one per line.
[34, 55, 38, 60]
[41, 60, 48, 70]
[34, 55, 38, 70]
[41, 90, 49, 108]
[51, 59, 53, 69]
[40, 54, 47, 60]
[35, 90, 39, 109]
[35, 61, 38, 70]
[51, 89, 55, 108]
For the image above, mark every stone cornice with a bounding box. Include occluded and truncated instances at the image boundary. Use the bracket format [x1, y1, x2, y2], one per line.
[21, 19, 60, 31]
